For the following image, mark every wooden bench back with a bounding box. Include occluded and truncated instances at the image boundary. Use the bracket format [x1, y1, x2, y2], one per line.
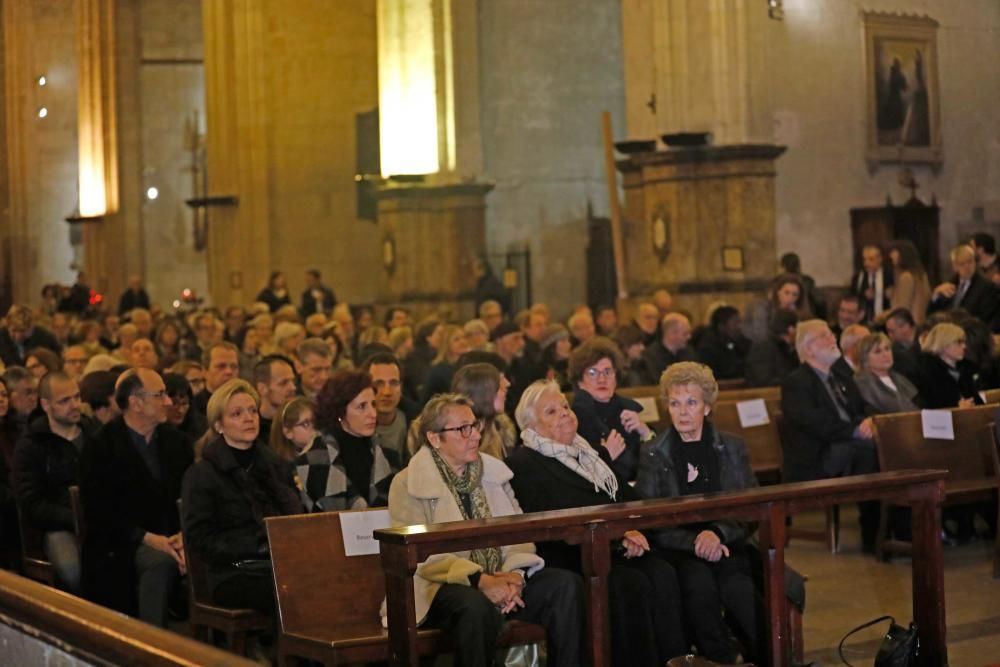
[982, 388, 1000, 405]
[711, 399, 784, 477]
[266, 509, 386, 635]
[872, 406, 1000, 484]
[718, 386, 782, 404]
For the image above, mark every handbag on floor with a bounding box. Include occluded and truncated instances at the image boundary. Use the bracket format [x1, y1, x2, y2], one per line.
[838, 615, 918, 667]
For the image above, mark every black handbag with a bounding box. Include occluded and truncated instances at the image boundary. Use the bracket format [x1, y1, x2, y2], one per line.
[838, 615, 919, 667]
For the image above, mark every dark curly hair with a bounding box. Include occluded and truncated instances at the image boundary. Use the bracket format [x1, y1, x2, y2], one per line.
[316, 369, 373, 432]
[567, 336, 623, 385]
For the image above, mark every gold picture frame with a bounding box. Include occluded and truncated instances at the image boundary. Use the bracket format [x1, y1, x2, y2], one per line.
[721, 246, 744, 273]
[863, 11, 942, 169]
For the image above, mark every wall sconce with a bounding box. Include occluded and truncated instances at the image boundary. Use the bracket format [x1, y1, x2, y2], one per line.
[768, 0, 784, 20]
[145, 186, 159, 200]
[37, 75, 47, 86]
[37, 107, 48, 119]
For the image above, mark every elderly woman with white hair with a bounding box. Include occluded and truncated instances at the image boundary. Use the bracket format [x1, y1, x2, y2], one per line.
[917, 322, 984, 409]
[507, 380, 686, 666]
[635, 361, 765, 664]
[386, 392, 583, 667]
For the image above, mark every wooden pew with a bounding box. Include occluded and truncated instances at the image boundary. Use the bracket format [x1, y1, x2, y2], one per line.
[0, 567, 254, 666]
[265, 508, 545, 666]
[872, 405, 1000, 573]
[711, 399, 784, 481]
[982, 388, 1000, 405]
[377, 470, 948, 667]
[718, 385, 782, 403]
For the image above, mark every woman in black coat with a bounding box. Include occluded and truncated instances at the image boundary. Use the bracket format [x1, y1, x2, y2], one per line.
[508, 380, 687, 666]
[181, 379, 303, 613]
[916, 322, 984, 409]
[635, 362, 764, 664]
[569, 337, 654, 483]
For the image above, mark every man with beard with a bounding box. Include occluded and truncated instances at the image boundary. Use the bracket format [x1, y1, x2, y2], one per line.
[14, 372, 100, 592]
[781, 320, 880, 552]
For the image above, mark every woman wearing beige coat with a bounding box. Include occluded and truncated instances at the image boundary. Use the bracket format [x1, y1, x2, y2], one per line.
[384, 393, 583, 667]
[888, 240, 931, 324]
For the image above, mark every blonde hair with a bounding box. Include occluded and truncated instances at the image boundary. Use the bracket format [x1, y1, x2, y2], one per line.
[433, 324, 465, 364]
[659, 361, 719, 407]
[206, 379, 260, 431]
[922, 322, 966, 355]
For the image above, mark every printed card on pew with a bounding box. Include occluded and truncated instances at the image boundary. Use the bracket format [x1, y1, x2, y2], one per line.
[921, 410, 955, 440]
[635, 396, 660, 423]
[340, 509, 392, 556]
[736, 399, 769, 428]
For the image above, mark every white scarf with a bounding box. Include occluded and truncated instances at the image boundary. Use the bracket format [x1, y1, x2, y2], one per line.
[520, 428, 619, 501]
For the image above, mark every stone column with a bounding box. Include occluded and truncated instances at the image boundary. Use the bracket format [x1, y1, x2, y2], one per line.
[622, 0, 756, 144]
[200, 0, 272, 306]
[374, 0, 491, 318]
[617, 144, 785, 317]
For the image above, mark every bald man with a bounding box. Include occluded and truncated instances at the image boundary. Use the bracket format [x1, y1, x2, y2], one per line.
[79, 367, 193, 626]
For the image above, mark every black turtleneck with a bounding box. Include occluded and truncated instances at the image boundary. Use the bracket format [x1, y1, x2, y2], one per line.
[336, 426, 374, 497]
[229, 443, 257, 471]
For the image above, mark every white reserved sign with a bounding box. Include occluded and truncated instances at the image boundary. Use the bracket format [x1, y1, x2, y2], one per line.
[736, 399, 770, 428]
[635, 396, 660, 423]
[340, 509, 392, 556]
[921, 410, 955, 440]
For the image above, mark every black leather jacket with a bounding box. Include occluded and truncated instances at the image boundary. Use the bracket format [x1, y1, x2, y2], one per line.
[635, 421, 757, 553]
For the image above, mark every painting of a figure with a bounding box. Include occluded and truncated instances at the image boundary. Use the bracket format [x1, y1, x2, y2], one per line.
[874, 39, 930, 147]
[864, 12, 941, 166]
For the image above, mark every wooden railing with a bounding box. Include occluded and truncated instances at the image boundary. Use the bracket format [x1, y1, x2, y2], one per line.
[0, 569, 254, 666]
[376, 470, 947, 667]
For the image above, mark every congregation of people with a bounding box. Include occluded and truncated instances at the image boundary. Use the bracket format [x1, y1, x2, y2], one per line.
[2, 233, 1000, 666]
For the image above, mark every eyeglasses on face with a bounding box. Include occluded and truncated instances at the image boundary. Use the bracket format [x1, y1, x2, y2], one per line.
[585, 367, 615, 379]
[436, 419, 484, 438]
[293, 419, 314, 430]
[137, 390, 168, 400]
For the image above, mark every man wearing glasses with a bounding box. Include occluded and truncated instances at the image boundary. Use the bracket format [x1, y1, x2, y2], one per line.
[79, 367, 194, 626]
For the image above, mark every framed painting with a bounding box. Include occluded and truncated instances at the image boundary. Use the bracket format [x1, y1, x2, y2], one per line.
[863, 12, 942, 167]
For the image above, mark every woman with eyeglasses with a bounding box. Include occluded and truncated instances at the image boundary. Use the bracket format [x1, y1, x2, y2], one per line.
[917, 322, 984, 409]
[182, 379, 303, 616]
[299, 369, 400, 512]
[569, 337, 653, 483]
[507, 380, 687, 666]
[385, 393, 584, 667]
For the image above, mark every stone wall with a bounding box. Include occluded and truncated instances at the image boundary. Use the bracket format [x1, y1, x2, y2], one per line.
[478, 0, 626, 317]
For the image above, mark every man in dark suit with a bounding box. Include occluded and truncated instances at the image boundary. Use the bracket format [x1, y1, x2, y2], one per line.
[780, 320, 880, 551]
[0, 305, 62, 368]
[300, 268, 336, 317]
[117, 274, 151, 316]
[851, 245, 893, 324]
[929, 243, 1000, 330]
[79, 368, 194, 626]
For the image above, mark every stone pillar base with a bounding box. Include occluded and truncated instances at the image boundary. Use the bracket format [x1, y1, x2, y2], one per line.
[374, 182, 493, 321]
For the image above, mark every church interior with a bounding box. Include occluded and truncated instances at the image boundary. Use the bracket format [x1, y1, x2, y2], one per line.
[0, 0, 999, 665]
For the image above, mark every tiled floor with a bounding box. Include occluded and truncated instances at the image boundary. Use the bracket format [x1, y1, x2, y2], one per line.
[788, 509, 999, 666]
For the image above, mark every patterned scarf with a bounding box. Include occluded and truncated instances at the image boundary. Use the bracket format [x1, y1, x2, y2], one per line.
[520, 428, 619, 501]
[429, 448, 502, 575]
